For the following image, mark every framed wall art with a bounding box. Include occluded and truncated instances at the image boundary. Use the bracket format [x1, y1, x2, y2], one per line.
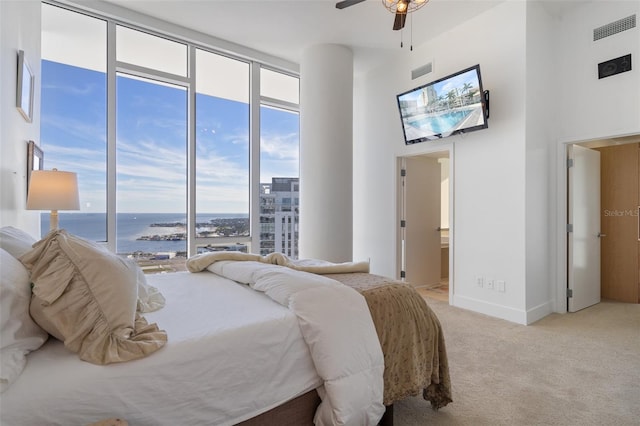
[27, 140, 43, 193]
[17, 50, 34, 122]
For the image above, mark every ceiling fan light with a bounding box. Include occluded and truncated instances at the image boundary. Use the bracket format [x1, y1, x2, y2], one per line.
[383, 0, 429, 14]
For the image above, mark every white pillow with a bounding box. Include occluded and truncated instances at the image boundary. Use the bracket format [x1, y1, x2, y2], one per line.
[132, 262, 166, 313]
[0, 248, 48, 393]
[0, 226, 37, 259]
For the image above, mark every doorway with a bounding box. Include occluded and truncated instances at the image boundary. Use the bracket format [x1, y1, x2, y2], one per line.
[566, 135, 640, 310]
[595, 141, 639, 303]
[397, 149, 453, 303]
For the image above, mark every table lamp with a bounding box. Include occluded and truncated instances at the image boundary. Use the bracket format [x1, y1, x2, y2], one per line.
[27, 168, 80, 230]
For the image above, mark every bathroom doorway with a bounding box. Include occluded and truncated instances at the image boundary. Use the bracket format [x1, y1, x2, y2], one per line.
[397, 149, 452, 303]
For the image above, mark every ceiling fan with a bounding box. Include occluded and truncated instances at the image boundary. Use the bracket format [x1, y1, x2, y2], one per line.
[336, 0, 428, 31]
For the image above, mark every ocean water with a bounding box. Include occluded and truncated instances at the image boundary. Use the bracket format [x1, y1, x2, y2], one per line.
[40, 212, 247, 254]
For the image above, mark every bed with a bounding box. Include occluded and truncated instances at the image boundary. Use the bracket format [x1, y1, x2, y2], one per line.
[0, 227, 451, 425]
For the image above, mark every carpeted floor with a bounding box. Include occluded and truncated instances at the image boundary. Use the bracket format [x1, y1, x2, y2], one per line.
[394, 298, 640, 425]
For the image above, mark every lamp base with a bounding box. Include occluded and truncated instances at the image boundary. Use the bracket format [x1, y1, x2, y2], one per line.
[50, 210, 59, 231]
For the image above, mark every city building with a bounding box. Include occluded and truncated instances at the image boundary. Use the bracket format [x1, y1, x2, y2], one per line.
[259, 177, 299, 258]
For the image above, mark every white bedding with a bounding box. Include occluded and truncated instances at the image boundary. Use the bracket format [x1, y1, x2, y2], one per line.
[207, 260, 385, 426]
[0, 271, 322, 426]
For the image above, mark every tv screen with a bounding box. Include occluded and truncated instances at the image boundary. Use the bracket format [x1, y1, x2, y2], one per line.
[396, 64, 488, 144]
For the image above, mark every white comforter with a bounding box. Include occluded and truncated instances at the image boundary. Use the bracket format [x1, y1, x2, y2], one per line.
[206, 259, 385, 426]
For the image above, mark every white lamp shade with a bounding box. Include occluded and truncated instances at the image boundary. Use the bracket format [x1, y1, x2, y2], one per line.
[27, 170, 80, 211]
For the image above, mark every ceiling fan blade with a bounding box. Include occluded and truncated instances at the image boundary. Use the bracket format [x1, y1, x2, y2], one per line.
[335, 0, 367, 9]
[393, 12, 407, 30]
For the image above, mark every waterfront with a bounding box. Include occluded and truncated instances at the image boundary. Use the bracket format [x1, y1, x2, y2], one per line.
[40, 212, 249, 255]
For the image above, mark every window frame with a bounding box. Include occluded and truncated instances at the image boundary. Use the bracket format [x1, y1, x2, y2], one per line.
[255, 66, 300, 256]
[42, 1, 300, 258]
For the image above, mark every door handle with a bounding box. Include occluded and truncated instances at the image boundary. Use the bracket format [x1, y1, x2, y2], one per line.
[597, 232, 606, 238]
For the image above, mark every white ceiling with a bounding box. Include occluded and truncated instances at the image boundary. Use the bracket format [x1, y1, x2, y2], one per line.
[99, 0, 589, 73]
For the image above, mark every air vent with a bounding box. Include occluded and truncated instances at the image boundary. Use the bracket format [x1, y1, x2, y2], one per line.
[593, 14, 636, 41]
[411, 62, 433, 80]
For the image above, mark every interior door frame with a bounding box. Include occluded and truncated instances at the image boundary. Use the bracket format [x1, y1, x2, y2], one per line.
[396, 144, 455, 304]
[555, 133, 640, 313]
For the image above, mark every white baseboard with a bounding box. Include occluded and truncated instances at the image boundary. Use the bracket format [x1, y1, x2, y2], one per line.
[452, 295, 554, 325]
[452, 295, 527, 324]
[525, 300, 554, 324]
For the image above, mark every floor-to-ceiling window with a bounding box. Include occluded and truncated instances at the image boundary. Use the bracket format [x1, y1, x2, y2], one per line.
[194, 49, 250, 254]
[115, 73, 188, 257]
[40, 3, 107, 240]
[40, 2, 299, 268]
[259, 68, 300, 257]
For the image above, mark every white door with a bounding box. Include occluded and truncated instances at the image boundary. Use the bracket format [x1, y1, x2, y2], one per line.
[568, 145, 601, 312]
[402, 156, 441, 288]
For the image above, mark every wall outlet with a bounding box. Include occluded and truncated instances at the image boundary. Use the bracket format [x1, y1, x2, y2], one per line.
[476, 276, 484, 288]
[486, 279, 494, 290]
[497, 280, 506, 292]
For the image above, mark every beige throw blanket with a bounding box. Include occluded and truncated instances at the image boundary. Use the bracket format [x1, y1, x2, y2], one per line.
[186, 252, 452, 409]
[326, 273, 452, 408]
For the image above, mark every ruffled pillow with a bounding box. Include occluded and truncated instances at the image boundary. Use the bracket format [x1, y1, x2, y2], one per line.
[20, 230, 167, 365]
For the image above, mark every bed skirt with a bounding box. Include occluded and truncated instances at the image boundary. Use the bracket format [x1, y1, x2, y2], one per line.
[236, 390, 320, 426]
[236, 390, 394, 426]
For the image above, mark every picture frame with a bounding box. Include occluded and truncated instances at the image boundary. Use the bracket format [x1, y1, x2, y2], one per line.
[17, 50, 34, 122]
[27, 140, 44, 194]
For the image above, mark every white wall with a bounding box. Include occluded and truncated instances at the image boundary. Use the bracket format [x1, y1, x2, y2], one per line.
[557, 1, 640, 142]
[353, 58, 408, 275]
[355, 1, 530, 323]
[0, 0, 41, 235]
[524, 1, 556, 322]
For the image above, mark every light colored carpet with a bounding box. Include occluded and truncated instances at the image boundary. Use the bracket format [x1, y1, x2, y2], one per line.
[395, 299, 640, 425]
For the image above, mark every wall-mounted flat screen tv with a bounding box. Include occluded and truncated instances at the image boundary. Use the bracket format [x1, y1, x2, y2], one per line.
[396, 64, 489, 144]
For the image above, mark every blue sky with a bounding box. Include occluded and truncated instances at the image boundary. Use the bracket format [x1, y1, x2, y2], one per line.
[41, 60, 299, 214]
